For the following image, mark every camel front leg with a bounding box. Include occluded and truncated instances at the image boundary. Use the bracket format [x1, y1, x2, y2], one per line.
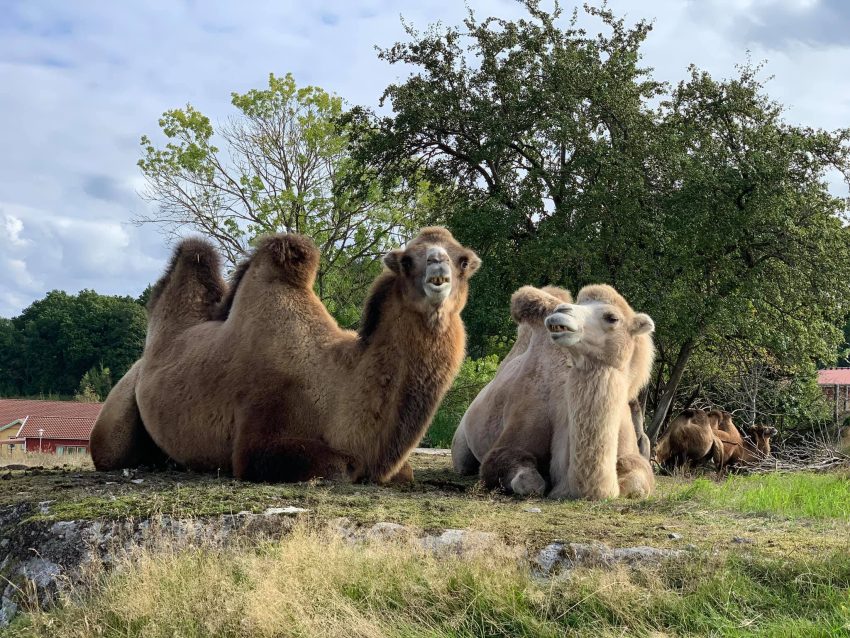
[480, 446, 547, 496]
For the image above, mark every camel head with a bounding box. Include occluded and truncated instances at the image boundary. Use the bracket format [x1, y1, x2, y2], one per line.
[748, 424, 777, 456]
[382, 227, 480, 316]
[543, 284, 654, 369]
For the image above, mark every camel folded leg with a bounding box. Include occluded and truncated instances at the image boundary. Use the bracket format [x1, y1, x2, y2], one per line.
[450, 421, 480, 476]
[90, 362, 168, 471]
[480, 446, 547, 496]
[232, 434, 362, 483]
[616, 453, 655, 499]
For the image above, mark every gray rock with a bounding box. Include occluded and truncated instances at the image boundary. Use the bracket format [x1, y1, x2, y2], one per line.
[668, 532, 683, 540]
[419, 529, 497, 554]
[524, 507, 542, 513]
[536, 542, 685, 574]
[366, 522, 409, 541]
[263, 506, 308, 516]
[0, 584, 17, 628]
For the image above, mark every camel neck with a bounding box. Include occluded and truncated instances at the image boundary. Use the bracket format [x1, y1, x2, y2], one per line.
[347, 296, 464, 481]
[563, 365, 625, 498]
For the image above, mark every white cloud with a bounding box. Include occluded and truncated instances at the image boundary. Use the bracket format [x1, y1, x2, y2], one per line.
[3, 214, 28, 247]
[0, 0, 848, 317]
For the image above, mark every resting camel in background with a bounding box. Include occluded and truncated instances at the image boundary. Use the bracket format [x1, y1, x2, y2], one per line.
[655, 408, 777, 472]
[452, 284, 656, 500]
[91, 227, 480, 484]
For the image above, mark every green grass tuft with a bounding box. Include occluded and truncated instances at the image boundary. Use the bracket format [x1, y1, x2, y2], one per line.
[679, 472, 850, 519]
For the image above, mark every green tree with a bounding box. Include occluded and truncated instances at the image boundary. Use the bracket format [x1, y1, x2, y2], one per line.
[74, 363, 113, 403]
[5, 290, 146, 397]
[348, 1, 850, 438]
[137, 73, 427, 327]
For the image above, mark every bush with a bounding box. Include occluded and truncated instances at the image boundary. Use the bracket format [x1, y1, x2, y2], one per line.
[423, 355, 500, 448]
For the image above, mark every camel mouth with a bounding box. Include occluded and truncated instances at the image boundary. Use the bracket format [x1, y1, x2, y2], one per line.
[544, 312, 582, 345]
[426, 275, 451, 286]
[423, 266, 452, 302]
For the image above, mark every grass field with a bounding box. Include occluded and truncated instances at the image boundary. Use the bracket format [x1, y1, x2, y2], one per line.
[3, 454, 850, 637]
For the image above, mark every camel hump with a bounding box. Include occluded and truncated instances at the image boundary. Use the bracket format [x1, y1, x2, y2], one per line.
[147, 237, 225, 319]
[256, 233, 321, 288]
[510, 285, 573, 325]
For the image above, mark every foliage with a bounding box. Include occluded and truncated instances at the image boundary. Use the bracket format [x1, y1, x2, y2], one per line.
[0, 290, 145, 397]
[347, 1, 850, 435]
[425, 355, 500, 447]
[137, 73, 428, 327]
[74, 363, 113, 403]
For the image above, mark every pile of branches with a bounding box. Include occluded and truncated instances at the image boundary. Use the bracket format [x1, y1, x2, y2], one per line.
[742, 435, 850, 474]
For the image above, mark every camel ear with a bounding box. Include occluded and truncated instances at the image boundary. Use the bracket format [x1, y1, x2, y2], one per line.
[463, 252, 482, 276]
[630, 313, 655, 336]
[383, 250, 405, 274]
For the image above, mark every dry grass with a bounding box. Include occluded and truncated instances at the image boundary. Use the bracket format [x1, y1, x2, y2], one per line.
[0, 451, 93, 469]
[8, 522, 850, 637]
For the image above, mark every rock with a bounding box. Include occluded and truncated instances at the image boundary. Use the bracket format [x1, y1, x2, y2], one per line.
[419, 529, 497, 554]
[38, 501, 54, 515]
[0, 584, 17, 628]
[366, 522, 409, 541]
[130, 479, 144, 485]
[525, 507, 542, 513]
[19, 558, 61, 589]
[263, 506, 308, 516]
[535, 542, 685, 575]
[667, 532, 682, 540]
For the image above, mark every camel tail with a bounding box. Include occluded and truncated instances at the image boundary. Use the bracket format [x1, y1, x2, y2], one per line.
[510, 286, 573, 325]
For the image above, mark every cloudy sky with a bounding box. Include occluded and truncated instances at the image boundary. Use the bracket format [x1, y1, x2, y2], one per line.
[2, 0, 849, 318]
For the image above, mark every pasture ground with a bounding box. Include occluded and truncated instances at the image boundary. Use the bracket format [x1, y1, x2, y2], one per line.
[2, 452, 849, 637]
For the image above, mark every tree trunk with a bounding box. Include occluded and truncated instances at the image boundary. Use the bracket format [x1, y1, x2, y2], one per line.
[647, 339, 695, 444]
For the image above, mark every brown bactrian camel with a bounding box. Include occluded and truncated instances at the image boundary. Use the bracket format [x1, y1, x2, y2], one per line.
[91, 227, 480, 484]
[452, 284, 655, 499]
[654, 408, 724, 471]
[713, 416, 777, 469]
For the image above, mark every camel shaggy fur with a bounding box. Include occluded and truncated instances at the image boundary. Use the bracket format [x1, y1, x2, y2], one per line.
[91, 227, 479, 484]
[653, 408, 723, 471]
[714, 420, 777, 469]
[452, 284, 655, 500]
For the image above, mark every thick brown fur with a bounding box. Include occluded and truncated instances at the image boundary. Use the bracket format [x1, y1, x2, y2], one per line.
[714, 418, 777, 470]
[452, 284, 655, 500]
[91, 228, 480, 484]
[654, 408, 723, 471]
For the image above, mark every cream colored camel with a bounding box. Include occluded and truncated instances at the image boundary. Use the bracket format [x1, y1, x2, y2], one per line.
[452, 284, 655, 499]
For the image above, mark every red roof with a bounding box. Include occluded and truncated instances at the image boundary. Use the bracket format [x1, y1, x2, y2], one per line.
[817, 369, 850, 386]
[0, 399, 102, 428]
[17, 415, 96, 441]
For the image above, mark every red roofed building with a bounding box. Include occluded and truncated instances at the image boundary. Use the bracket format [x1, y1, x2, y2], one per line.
[0, 399, 103, 456]
[817, 369, 850, 425]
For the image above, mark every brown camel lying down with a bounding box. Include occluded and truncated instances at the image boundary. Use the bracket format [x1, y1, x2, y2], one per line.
[91, 227, 480, 483]
[452, 284, 656, 499]
[655, 409, 777, 471]
[654, 408, 724, 471]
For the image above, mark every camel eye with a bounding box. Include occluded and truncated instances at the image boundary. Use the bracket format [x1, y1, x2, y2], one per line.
[604, 313, 619, 324]
[459, 257, 469, 270]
